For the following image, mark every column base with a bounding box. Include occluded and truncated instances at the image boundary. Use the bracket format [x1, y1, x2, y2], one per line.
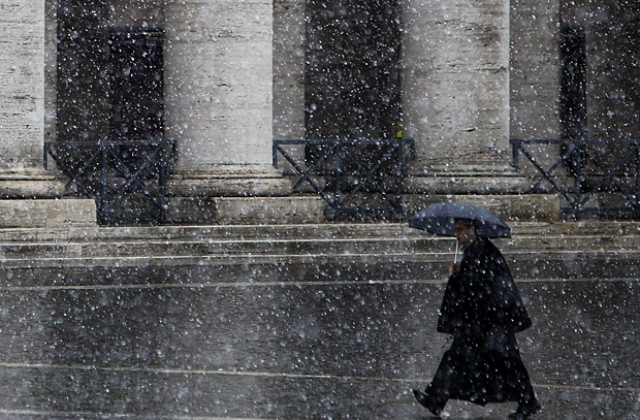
[0, 167, 65, 198]
[0, 199, 97, 228]
[0, 167, 97, 227]
[165, 164, 302, 224]
[407, 157, 531, 194]
[167, 164, 292, 197]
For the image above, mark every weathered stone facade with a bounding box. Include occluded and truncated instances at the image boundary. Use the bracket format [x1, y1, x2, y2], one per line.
[0, 1, 45, 166]
[1, 0, 639, 225]
[0, 1, 63, 198]
[510, 0, 561, 140]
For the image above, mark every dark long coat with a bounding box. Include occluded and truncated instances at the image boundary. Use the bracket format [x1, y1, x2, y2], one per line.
[427, 237, 536, 405]
[438, 236, 531, 336]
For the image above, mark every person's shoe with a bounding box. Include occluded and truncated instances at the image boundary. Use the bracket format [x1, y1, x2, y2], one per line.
[412, 389, 443, 417]
[508, 399, 542, 419]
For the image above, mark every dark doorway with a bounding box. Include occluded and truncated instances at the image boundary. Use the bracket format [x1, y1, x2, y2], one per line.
[54, 1, 170, 225]
[108, 28, 164, 142]
[56, 0, 111, 143]
[56, 1, 165, 144]
[305, 0, 402, 141]
[559, 24, 587, 143]
[559, 23, 587, 176]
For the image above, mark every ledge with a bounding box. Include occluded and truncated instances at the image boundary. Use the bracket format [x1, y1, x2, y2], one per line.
[0, 199, 96, 228]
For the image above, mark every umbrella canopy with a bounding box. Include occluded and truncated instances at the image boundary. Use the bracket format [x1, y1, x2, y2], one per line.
[408, 203, 511, 238]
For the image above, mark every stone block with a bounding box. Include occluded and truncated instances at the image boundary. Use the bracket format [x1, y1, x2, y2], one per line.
[164, 196, 218, 225]
[214, 196, 325, 225]
[166, 164, 292, 198]
[0, 199, 96, 228]
[404, 194, 561, 222]
[405, 171, 533, 194]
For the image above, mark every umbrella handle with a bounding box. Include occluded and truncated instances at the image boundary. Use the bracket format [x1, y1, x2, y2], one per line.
[454, 241, 458, 264]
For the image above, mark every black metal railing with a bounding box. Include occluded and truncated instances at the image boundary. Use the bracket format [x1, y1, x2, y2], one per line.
[273, 138, 415, 221]
[511, 138, 640, 219]
[44, 139, 177, 225]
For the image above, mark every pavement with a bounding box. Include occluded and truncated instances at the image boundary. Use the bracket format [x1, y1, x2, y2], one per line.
[0, 222, 638, 419]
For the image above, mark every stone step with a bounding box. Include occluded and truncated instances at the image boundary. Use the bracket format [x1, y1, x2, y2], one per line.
[1, 244, 639, 288]
[0, 255, 638, 289]
[0, 219, 637, 242]
[0, 222, 638, 263]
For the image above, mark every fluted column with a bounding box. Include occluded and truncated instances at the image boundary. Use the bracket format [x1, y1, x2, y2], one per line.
[164, 0, 288, 197]
[402, 0, 525, 193]
[0, 0, 62, 198]
[0, 0, 95, 227]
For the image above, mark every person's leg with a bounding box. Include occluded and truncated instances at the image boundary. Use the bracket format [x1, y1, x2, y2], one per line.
[413, 389, 445, 417]
[413, 337, 468, 415]
[506, 336, 541, 418]
[415, 334, 482, 414]
[413, 352, 451, 415]
[511, 367, 541, 419]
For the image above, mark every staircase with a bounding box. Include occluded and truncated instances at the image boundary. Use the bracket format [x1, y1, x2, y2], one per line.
[0, 222, 638, 418]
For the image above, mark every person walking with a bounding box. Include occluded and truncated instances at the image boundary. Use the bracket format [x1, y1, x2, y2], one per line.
[413, 218, 541, 419]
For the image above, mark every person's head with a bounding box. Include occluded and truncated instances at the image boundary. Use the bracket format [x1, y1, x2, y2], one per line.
[453, 218, 477, 248]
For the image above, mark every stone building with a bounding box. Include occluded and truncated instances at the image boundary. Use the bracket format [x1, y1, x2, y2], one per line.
[2, 0, 639, 226]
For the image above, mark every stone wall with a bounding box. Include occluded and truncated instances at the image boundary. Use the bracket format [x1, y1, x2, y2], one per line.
[273, 0, 306, 140]
[44, 0, 56, 142]
[510, 0, 561, 140]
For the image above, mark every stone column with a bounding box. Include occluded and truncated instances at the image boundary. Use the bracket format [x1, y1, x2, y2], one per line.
[402, 0, 525, 193]
[164, 0, 289, 199]
[0, 0, 95, 227]
[0, 0, 63, 198]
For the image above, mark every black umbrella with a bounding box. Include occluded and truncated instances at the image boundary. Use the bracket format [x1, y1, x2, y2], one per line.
[408, 203, 511, 238]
